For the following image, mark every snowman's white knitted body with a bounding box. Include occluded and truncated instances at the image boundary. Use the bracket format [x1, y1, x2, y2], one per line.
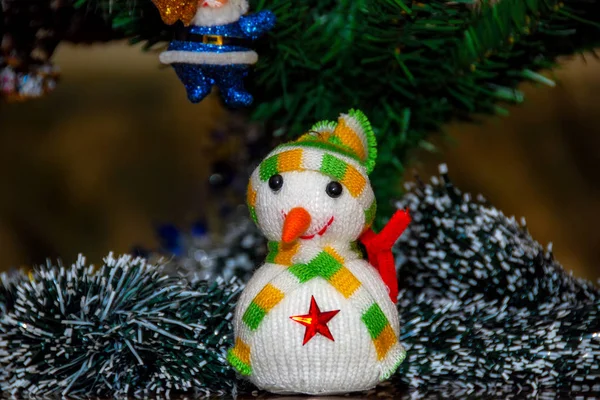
[228, 110, 405, 394]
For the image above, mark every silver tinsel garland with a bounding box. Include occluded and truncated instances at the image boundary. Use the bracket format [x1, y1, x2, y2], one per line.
[1, 166, 599, 398]
[395, 165, 600, 396]
[0, 254, 243, 398]
[0, 270, 28, 317]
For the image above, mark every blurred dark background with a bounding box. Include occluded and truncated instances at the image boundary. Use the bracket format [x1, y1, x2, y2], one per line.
[0, 42, 599, 280]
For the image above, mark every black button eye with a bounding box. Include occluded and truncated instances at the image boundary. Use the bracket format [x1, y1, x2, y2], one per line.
[268, 174, 283, 191]
[326, 181, 343, 198]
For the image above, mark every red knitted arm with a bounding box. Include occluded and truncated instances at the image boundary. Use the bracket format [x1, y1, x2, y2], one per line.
[359, 209, 411, 302]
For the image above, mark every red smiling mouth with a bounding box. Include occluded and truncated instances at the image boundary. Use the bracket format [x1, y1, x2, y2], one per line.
[299, 216, 334, 240]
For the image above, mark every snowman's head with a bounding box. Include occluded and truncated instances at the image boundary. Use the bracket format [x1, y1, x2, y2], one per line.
[248, 110, 378, 245]
[192, 0, 248, 26]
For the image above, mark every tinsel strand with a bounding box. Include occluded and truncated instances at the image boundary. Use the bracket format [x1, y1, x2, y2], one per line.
[1, 167, 599, 397]
[0, 254, 243, 398]
[394, 165, 600, 396]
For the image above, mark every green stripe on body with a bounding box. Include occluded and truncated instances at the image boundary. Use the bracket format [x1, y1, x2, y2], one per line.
[288, 263, 320, 283]
[249, 206, 258, 224]
[362, 303, 389, 339]
[288, 251, 342, 282]
[242, 302, 267, 330]
[266, 241, 279, 263]
[312, 251, 342, 279]
[227, 350, 252, 376]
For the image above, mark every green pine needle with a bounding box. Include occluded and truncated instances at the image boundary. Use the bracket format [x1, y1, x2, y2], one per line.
[67, 0, 600, 217]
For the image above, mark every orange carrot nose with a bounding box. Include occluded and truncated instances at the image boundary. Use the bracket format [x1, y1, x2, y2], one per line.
[282, 207, 312, 243]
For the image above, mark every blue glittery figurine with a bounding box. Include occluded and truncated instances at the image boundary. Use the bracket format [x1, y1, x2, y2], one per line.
[159, 0, 275, 108]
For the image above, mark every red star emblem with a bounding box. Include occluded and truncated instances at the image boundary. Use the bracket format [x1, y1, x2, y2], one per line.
[290, 296, 340, 345]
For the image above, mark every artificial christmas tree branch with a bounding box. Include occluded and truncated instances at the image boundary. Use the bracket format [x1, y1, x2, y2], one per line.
[2, 0, 600, 205]
[68, 0, 600, 202]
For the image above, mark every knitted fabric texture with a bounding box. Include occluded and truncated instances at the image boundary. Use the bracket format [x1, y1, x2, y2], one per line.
[247, 109, 377, 229]
[230, 110, 405, 395]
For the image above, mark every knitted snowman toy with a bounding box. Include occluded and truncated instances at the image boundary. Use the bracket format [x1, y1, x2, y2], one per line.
[228, 109, 411, 394]
[157, 0, 275, 107]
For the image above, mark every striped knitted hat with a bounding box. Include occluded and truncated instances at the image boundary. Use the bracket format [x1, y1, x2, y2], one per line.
[248, 109, 377, 227]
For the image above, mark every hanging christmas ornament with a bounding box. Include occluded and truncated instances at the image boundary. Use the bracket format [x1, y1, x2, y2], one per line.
[228, 109, 412, 394]
[154, 0, 275, 107]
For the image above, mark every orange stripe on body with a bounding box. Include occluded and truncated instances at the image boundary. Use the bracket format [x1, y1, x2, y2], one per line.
[373, 325, 397, 360]
[232, 338, 251, 365]
[274, 242, 299, 265]
[253, 283, 284, 311]
[329, 267, 361, 298]
[324, 246, 345, 264]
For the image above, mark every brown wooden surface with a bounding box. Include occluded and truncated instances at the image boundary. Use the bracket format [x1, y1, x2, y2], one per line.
[0, 42, 599, 280]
